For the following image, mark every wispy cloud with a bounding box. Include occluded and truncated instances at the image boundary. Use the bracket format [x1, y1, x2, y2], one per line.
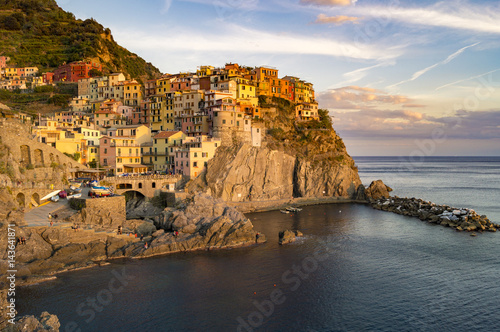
[331, 109, 500, 139]
[435, 68, 500, 91]
[335, 61, 394, 86]
[317, 86, 412, 110]
[312, 14, 361, 25]
[342, 2, 500, 35]
[300, 0, 357, 7]
[115, 24, 402, 61]
[387, 42, 479, 89]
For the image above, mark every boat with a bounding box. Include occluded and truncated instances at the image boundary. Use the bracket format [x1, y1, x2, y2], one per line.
[67, 193, 82, 199]
[280, 210, 290, 214]
[41, 190, 61, 201]
[286, 207, 302, 212]
[89, 187, 111, 197]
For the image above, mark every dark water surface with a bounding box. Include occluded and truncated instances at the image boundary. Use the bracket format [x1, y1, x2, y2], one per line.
[17, 157, 500, 331]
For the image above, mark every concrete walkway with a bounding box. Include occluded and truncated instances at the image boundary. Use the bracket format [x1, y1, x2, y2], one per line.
[23, 199, 70, 227]
[24, 188, 91, 227]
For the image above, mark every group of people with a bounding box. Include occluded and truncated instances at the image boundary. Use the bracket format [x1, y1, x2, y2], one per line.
[17, 236, 26, 245]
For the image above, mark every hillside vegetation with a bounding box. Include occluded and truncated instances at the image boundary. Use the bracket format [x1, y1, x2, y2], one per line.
[0, 0, 161, 80]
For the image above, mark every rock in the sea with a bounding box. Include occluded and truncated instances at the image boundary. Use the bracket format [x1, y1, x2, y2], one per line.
[279, 230, 297, 245]
[365, 180, 392, 200]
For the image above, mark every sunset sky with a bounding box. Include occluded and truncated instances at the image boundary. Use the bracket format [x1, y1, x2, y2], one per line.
[59, 0, 500, 156]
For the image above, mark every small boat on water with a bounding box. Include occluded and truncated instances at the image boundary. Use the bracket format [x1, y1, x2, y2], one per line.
[286, 207, 302, 212]
[280, 210, 290, 214]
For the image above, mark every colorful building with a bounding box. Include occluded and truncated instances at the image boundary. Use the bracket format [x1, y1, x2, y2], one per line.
[147, 131, 186, 172]
[175, 135, 221, 178]
[53, 61, 102, 83]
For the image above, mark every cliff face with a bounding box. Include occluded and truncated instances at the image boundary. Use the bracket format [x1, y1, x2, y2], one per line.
[205, 145, 296, 202]
[294, 158, 360, 198]
[194, 97, 363, 203]
[203, 144, 361, 202]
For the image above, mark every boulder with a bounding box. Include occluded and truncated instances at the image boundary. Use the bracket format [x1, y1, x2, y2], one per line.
[136, 220, 157, 236]
[9, 311, 60, 331]
[279, 230, 297, 245]
[365, 180, 392, 200]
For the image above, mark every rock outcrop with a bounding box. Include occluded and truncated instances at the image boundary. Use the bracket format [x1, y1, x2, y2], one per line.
[205, 145, 296, 202]
[3, 311, 60, 332]
[0, 193, 266, 284]
[365, 180, 393, 200]
[135, 193, 266, 257]
[200, 144, 362, 202]
[371, 196, 498, 233]
[278, 230, 303, 245]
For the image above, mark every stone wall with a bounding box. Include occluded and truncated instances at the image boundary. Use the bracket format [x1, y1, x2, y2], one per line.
[70, 196, 126, 227]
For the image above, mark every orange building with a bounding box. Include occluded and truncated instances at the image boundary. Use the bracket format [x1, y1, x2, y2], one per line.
[53, 61, 102, 82]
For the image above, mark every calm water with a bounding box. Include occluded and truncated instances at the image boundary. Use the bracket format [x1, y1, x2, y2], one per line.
[17, 157, 500, 331]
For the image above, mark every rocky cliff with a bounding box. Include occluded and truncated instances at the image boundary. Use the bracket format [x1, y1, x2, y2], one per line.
[191, 97, 363, 202]
[0, 194, 265, 286]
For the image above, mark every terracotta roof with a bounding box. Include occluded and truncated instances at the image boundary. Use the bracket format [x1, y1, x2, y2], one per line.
[154, 131, 182, 139]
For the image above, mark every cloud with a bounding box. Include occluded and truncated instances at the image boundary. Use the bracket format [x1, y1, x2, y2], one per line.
[317, 86, 411, 109]
[435, 68, 500, 91]
[313, 14, 361, 25]
[335, 61, 394, 86]
[300, 0, 357, 7]
[343, 2, 500, 35]
[331, 109, 500, 140]
[388, 42, 479, 89]
[115, 24, 402, 61]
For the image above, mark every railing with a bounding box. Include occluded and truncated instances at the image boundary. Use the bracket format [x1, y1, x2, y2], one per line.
[104, 174, 182, 181]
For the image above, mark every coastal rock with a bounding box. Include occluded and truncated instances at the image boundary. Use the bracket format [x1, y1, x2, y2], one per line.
[279, 230, 297, 245]
[8, 311, 60, 332]
[370, 196, 497, 234]
[15, 231, 53, 264]
[205, 144, 296, 202]
[199, 143, 362, 202]
[294, 158, 360, 199]
[133, 193, 265, 257]
[365, 180, 392, 200]
[136, 220, 157, 236]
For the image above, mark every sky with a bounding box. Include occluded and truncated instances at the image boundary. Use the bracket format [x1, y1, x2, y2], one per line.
[58, 0, 500, 156]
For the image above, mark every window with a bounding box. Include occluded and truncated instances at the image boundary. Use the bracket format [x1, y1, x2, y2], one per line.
[194, 152, 198, 158]
[193, 162, 198, 167]
[222, 119, 226, 124]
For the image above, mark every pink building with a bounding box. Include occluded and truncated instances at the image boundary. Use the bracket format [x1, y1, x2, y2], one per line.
[170, 77, 191, 92]
[0, 56, 8, 69]
[99, 136, 116, 175]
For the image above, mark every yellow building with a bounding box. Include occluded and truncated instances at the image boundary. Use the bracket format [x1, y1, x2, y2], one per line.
[123, 80, 143, 107]
[175, 135, 221, 178]
[55, 131, 87, 165]
[150, 92, 175, 132]
[111, 125, 151, 174]
[295, 102, 319, 121]
[147, 131, 186, 172]
[155, 76, 174, 95]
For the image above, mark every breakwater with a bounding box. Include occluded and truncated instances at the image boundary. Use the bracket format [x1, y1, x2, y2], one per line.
[371, 196, 499, 233]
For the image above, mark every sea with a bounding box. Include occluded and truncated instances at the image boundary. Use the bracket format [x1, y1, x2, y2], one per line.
[17, 156, 500, 332]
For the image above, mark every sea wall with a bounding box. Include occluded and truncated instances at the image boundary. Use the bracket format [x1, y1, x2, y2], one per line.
[371, 196, 499, 233]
